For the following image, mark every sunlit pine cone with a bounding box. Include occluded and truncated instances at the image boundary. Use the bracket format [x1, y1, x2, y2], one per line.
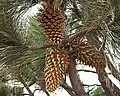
[44, 48, 69, 92]
[37, 3, 65, 44]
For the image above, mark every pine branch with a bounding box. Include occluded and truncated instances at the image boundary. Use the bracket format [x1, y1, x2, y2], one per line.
[68, 58, 85, 96]
[107, 57, 120, 81]
[60, 83, 74, 91]
[28, 43, 54, 51]
[96, 69, 120, 96]
[18, 75, 34, 96]
[61, 83, 76, 96]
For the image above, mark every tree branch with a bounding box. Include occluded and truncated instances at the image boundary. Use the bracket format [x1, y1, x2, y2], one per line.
[61, 83, 76, 96]
[60, 83, 74, 91]
[18, 75, 34, 96]
[29, 43, 64, 51]
[107, 58, 120, 80]
[68, 58, 86, 96]
[96, 69, 120, 96]
[28, 43, 54, 51]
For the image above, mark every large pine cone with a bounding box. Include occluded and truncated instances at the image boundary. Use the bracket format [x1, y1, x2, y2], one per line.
[44, 49, 69, 92]
[37, 3, 65, 43]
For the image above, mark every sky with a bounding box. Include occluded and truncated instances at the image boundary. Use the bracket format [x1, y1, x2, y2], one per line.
[23, 4, 120, 96]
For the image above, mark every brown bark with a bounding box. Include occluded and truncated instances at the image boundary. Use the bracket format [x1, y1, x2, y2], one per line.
[107, 58, 120, 80]
[61, 82, 77, 96]
[97, 69, 120, 96]
[61, 84, 76, 96]
[68, 58, 86, 96]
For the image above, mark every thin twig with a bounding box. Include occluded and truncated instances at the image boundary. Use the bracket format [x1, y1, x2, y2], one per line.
[83, 84, 101, 87]
[29, 43, 64, 51]
[28, 44, 54, 51]
[61, 83, 76, 96]
[76, 69, 97, 74]
[60, 83, 74, 91]
[18, 75, 34, 96]
[33, 89, 42, 95]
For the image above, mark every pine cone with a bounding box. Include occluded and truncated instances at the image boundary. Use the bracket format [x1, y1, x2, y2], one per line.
[71, 36, 106, 69]
[37, 4, 65, 43]
[44, 49, 69, 92]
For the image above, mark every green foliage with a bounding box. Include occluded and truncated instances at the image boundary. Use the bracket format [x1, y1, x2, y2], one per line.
[0, 83, 9, 96]
[0, 81, 24, 96]
[0, 0, 48, 85]
[28, 16, 48, 45]
[90, 86, 105, 96]
[0, 0, 28, 80]
[18, 15, 49, 83]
